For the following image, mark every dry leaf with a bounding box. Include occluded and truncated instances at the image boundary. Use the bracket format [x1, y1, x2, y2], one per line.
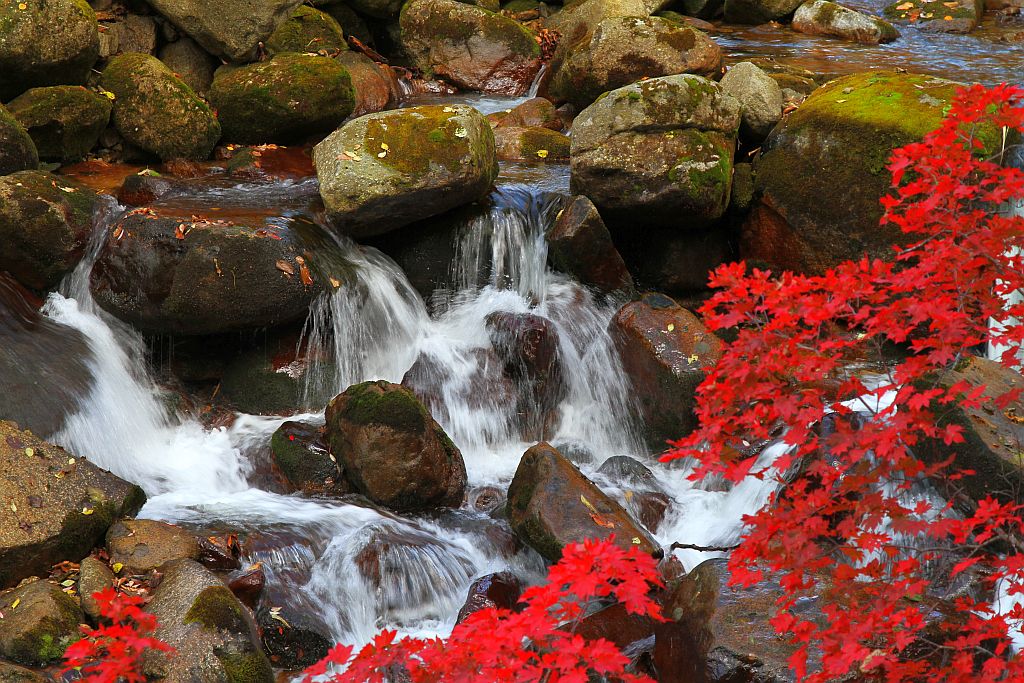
[275, 259, 295, 276]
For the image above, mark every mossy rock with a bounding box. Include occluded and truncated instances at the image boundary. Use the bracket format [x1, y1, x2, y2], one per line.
[100, 52, 221, 161]
[270, 421, 351, 495]
[321, 2, 374, 43]
[0, 581, 83, 666]
[0, 662, 46, 683]
[0, 105, 39, 176]
[209, 53, 354, 144]
[882, 0, 980, 33]
[494, 125, 570, 161]
[0, 0, 99, 101]
[220, 347, 303, 415]
[266, 6, 349, 55]
[792, 0, 899, 44]
[6, 86, 111, 162]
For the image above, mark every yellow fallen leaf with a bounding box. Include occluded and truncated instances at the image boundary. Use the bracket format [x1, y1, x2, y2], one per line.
[667, 323, 675, 332]
[329, 276, 342, 289]
[536, 149, 549, 158]
[632, 537, 642, 545]
[580, 494, 599, 514]
[24, 447, 33, 457]
[11, 598, 19, 609]
[112, 562, 124, 574]
[895, 2, 914, 8]
[688, 354, 700, 363]
[82, 507, 94, 515]
[18, 3, 27, 9]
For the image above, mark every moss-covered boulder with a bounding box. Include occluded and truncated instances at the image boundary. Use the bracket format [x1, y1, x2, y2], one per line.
[324, 380, 467, 511]
[6, 86, 111, 162]
[400, 0, 542, 95]
[336, 52, 398, 118]
[0, 662, 46, 682]
[570, 74, 740, 229]
[100, 53, 220, 161]
[209, 53, 354, 144]
[548, 16, 722, 110]
[0, 0, 98, 101]
[546, 0, 666, 46]
[106, 519, 201, 574]
[313, 104, 498, 238]
[723, 0, 804, 22]
[158, 37, 218, 96]
[493, 126, 570, 161]
[0, 580, 83, 666]
[793, 0, 899, 43]
[266, 5, 348, 55]
[0, 421, 145, 590]
[271, 421, 352, 496]
[744, 71, 986, 275]
[488, 97, 562, 130]
[546, 195, 634, 295]
[0, 105, 38, 176]
[883, 0, 982, 33]
[0, 171, 98, 292]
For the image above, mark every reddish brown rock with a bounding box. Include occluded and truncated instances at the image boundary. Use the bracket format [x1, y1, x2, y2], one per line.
[456, 571, 523, 623]
[546, 195, 634, 296]
[488, 97, 563, 130]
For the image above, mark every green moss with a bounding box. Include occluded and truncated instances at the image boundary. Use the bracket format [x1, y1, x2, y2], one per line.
[6, 86, 110, 161]
[883, 0, 973, 19]
[401, 0, 540, 59]
[219, 649, 274, 683]
[340, 381, 428, 433]
[184, 586, 248, 633]
[364, 106, 471, 176]
[266, 6, 348, 55]
[515, 127, 570, 159]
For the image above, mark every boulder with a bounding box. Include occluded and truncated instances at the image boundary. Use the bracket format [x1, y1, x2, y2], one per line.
[89, 212, 326, 336]
[209, 53, 354, 145]
[546, 195, 634, 295]
[99, 13, 159, 57]
[0, 663, 45, 682]
[321, 2, 375, 42]
[546, 0, 667, 46]
[0, 421, 145, 590]
[270, 421, 352, 496]
[719, 61, 783, 142]
[400, 0, 542, 95]
[609, 293, 723, 447]
[100, 53, 221, 161]
[883, 0, 982, 33]
[77, 556, 115, 622]
[0, 0, 99, 101]
[324, 380, 467, 511]
[256, 603, 331, 668]
[106, 519, 201, 574]
[336, 52, 399, 118]
[723, 0, 804, 22]
[507, 442, 661, 560]
[265, 6, 349, 55]
[6, 86, 111, 162]
[344, 0, 404, 18]
[313, 104, 498, 238]
[548, 16, 722, 110]
[158, 37, 217, 96]
[0, 106, 38, 176]
[488, 97, 563, 130]
[456, 571, 523, 623]
[145, 0, 304, 61]
[493, 126, 570, 161]
[570, 74, 740, 229]
[0, 580, 83, 666]
[0, 171, 98, 292]
[793, 0, 899, 43]
[615, 224, 733, 295]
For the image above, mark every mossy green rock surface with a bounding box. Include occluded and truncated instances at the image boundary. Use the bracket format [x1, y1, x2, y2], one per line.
[400, 0, 542, 95]
[0, 105, 38, 176]
[0, 662, 45, 683]
[547, 0, 667, 45]
[271, 421, 351, 495]
[0, 0, 98, 101]
[493, 126, 570, 161]
[101, 53, 221, 161]
[313, 104, 498, 238]
[6, 86, 111, 162]
[209, 53, 354, 144]
[0, 580, 83, 666]
[882, 0, 981, 33]
[792, 0, 899, 43]
[266, 5, 348, 55]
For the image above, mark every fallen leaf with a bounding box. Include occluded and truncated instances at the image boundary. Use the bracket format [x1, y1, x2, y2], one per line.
[11, 599, 19, 609]
[536, 149, 549, 158]
[112, 562, 124, 574]
[299, 263, 314, 286]
[591, 513, 616, 529]
[580, 494, 599, 514]
[275, 259, 295, 276]
[81, 507, 94, 515]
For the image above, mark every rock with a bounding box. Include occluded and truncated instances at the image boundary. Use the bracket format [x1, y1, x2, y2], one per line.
[90, 212, 326, 336]
[0, 422, 145, 590]
[6, 86, 111, 162]
[745, 71, 989, 275]
[506, 442, 661, 560]
[615, 224, 733, 295]
[748, 57, 822, 95]
[313, 104, 498, 238]
[145, 0, 304, 61]
[488, 97, 562, 130]
[158, 37, 217, 96]
[883, 0, 982, 32]
[0, 580, 83, 666]
[100, 14, 159, 57]
[610, 293, 723, 447]
[321, 2, 375, 42]
[227, 565, 265, 609]
[270, 421, 351, 496]
[0, 0, 99, 101]
[336, 52, 399, 118]
[456, 571, 522, 623]
[400, 0, 542, 95]
[145, 559, 273, 683]
[266, 5, 348, 54]
[219, 335, 313, 415]
[723, 0, 804, 22]
[794, 0, 899, 42]
[100, 53, 220, 161]
[494, 126, 570, 161]
[673, 0, 725, 19]
[570, 74, 740, 229]
[546, 0, 668, 46]
[257, 604, 331, 669]
[546, 195, 634, 295]
[77, 556, 115, 622]
[597, 454, 660, 487]
[0, 171, 98, 292]
[325, 380, 467, 511]
[106, 519, 201, 574]
[0, 106, 39, 176]
[719, 61, 783, 142]
[0, 663, 45, 683]
[548, 16, 722, 110]
[345, 0, 404, 18]
[402, 347, 517, 426]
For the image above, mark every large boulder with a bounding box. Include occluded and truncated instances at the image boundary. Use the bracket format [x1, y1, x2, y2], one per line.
[488, 97, 563, 130]
[106, 519, 201, 574]
[493, 126, 570, 161]
[610, 293, 723, 448]
[209, 53, 355, 144]
[400, 0, 542, 95]
[6, 86, 111, 162]
[270, 421, 352, 496]
[547, 16, 721, 110]
[546, 0, 668, 46]
[337, 52, 399, 118]
[723, 0, 804, 22]
[324, 380, 467, 511]
[145, 0, 304, 61]
[0, 171, 98, 292]
[793, 0, 899, 43]
[506, 442, 661, 560]
[615, 225, 733, 295]
[158, 37, 218, 96]
[719, 61, 783, 142]
[0, 580, 83, 666]
[100, 53, 221, 161]
[0, 0, 99, 101]
[546, 195, 634, 295]
[570, 74, 740, 229]
[0, 663, 46, 682]
[0, 106, 38, 176]
[265, 6, 348, 54]
[0, 421, 145, 590]
[313, 104, 498, 238]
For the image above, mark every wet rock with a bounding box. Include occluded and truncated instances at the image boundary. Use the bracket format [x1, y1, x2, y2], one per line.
[598, 455, 659, 487]
[270, 421, 351, 496]
[228, 565, 265, 609]
[220, 344, 306, 416]
[548, 16, 722, 110]
[106, 518, 201, 574]
[615, 224, 733, 295]
[0, 0, 99, 101]
[6, 87, 110, 163]
[100, 53, 221, 162]
[402, 347, 518, 428]
[723, 0, 804, 22]
[77, 556, 115, 622]
[456, 571, 522, 623]
[546, 195, 634, 296]
[488, 97, 563, 130]
[145, 0, 304, 61]
[576, 602, 657, 650]
[0, 171, 98, 292]
[883, 0, 981, 32]
[158, 37, 218, 96]
[598, 456, 670, 532]
[400, 0, 542, 95]
[730, 162, 755, 214]
[468, 485, 506, 513]
[0, 105, 39, 176]
[325, 380, 467, 511]
[610, 293, 723, 448]
[506, 442, 661, 560]
[570, 74, 740, 229]
[493, 126, 570, 162]
[794, 0, 899, 43]
[145, 559, 273, 683]
[632, 491, 671, 532]
[0, 580, 83, 666]
[337, 52, 399, 118]
[115, 172, 183, 206]
[257, 604, 331, 669]
[719, 62, 783, 143]
[313, 104, 498, 238]
[266, 6, 348, 54]
[0, 663, 45, 683]
[90, 212, 325, 336]
[0, 422, 145, 590]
